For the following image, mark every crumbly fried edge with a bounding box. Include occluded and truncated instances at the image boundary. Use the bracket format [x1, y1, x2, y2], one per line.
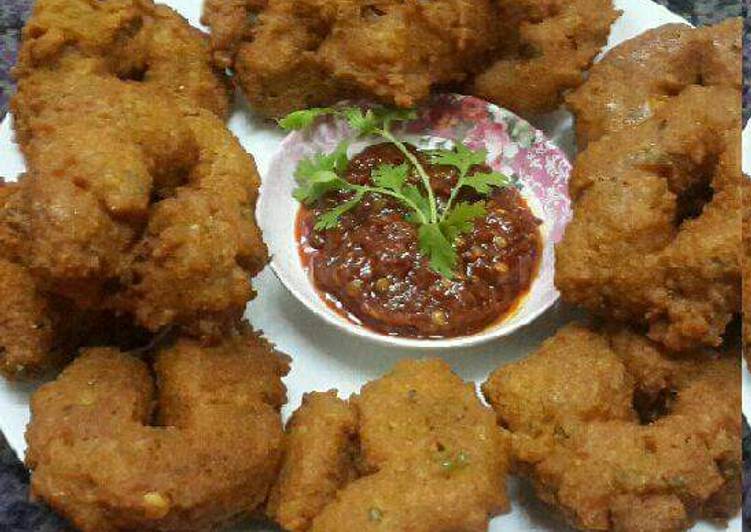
[267, 390, 359, 531]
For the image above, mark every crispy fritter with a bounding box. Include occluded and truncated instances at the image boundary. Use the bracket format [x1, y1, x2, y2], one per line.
[13, 0, 230, 119]
[567, 19, 741, 148]
[26, 326, 290, 531]
[203, 0, 616, 119]
[483, 324, 741, 531]
[15, 72, 197, 302]
[0, 179, 150, 379]
[269, 359, 509, 531]
[118, 109, 268, 336]
[0, 181, 54, 377]
[9, 0, 266, 340]
[556, 85, 741, 351]
[267, 391, 358, 531]
[472, 0, 620, 116]
[202, 0, 268, 68]
[203, 0, 497, 118]
[0, 180, 29, 262]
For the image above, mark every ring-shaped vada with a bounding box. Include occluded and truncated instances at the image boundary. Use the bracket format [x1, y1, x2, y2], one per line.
[483, 324, 740, 531]
[25, 326, 290, 531]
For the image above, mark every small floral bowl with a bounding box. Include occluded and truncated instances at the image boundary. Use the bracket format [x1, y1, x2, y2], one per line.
[258, 94, 572, 349]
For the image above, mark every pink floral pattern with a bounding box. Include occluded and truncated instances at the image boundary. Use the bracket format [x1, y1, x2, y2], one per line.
[396, 94, 572, 242]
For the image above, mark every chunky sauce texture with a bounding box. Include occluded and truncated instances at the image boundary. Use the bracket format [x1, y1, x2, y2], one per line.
[298, 143, 541, 338]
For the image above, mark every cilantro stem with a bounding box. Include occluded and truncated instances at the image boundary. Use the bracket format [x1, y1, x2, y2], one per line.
[441, 178, 466, 223]
[378, 128, 438, 224]
[347, 184, 428, 224]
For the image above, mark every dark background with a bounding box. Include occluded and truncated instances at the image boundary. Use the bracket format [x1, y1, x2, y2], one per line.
[0, 0, 746, 530]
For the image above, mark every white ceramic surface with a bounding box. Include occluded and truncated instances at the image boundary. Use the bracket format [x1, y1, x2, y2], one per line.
[0, 1, 741, 530]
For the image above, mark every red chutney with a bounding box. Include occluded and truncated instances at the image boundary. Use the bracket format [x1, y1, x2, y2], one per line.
[297, 143, 542, 338]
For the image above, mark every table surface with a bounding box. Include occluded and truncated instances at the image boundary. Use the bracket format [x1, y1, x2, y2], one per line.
[0, 0, 746, 530]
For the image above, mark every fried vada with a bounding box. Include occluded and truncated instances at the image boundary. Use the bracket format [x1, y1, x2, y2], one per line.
[267, 391, 359, 531]
[202, 0, 617, 119]
[25, 325, 290, 531]
[556, 84, 741, 351]
[483, 324, 741, 531]
[203, 0, 497, 118]
[268, 359, 509, 531]
[567, 19, 741, 149]
[8, 0, 267, 341]
[0, 180, 55, 377]
[12, 0, 231, 119]
[0, 179, 142, 379]
[471, 0, 620, 116]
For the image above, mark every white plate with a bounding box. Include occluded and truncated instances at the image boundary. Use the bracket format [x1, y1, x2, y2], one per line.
[0, 1, 741, 530]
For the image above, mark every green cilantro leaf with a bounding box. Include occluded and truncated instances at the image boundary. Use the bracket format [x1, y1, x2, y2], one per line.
[418, 223, 457, 279]
[460, 171, 515, 195]
[278, 107, 336, 130]
[293, 170, 349, 205]
[372, 163, 409, 192]
[314, 191, 365, 230]
[342, 107, 417, 135]
[342, 108, 379, 135]
[295, 142, 349, 181]
[440, 201, 487, 241]
[402, 185, 431, 223]
[294, 142, 351, 204]
[431, 143, 487, 177]
[373, 107, 418, 129]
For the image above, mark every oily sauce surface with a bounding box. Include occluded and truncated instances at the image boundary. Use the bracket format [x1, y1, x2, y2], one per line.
[298, 143, 541, 338]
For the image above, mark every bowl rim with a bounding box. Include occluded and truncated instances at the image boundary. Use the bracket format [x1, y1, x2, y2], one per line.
[257, 94, 569, 349]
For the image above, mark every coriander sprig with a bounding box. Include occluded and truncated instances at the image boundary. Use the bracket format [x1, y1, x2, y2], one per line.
[337, 107, 438, 224]
[280, 105, 514, 278]
[294, 154, 430, 230]
[429, 143, 517, 221]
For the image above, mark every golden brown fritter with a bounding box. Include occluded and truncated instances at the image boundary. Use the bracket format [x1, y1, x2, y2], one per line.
[0, 180, 145, 378]
[483, 324, 741, 531]
[117, 109, 268, 336]
[268, 359, 509, 531]
[471, 0, 620, 116]
[203, 0, 617, 119]
[0, 180, 29, 262]
[267, 391, 359, 531]
[203, 0, 497, 118]
[14, 72, 266, 337]
[556, 85, 741, 351]
[202, 0, 268, 68]
[14, 72, 197, 303]
[26, 326, 290, 532]
[0, 182, 51, 377]
[9, 0, 267, 340]
[13, 0, 230, 118]
[567, 19, 741, 148]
